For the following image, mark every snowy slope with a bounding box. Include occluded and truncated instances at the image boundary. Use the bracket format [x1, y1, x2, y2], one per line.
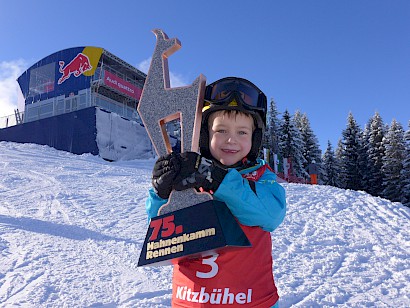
[0, 142, 409, 307]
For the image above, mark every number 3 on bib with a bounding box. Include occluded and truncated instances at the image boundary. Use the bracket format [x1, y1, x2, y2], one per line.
[196, 254, 219, 279]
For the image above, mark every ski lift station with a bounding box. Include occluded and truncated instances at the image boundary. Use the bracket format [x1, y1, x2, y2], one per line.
[0, 47, 153, 161]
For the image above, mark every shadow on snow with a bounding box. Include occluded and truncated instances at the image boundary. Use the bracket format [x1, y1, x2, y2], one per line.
[0, 214, 138, 244]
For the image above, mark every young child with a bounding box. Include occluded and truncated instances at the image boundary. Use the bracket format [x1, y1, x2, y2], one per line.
[146, 77, 287, 307]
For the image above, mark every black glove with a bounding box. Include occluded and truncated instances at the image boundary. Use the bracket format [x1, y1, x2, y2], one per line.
[173, 156, 228, 193]
[152, 152, 178, 199]
[152, 152, 228, 197]
[152, 152, 202, 199]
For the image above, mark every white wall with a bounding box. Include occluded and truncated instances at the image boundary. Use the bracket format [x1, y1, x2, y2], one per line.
[96, 108, 153, 161]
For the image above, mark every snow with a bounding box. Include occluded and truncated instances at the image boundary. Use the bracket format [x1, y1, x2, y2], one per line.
[0, 141, 409, 307]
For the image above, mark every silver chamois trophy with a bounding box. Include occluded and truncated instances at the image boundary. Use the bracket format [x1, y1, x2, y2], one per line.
[137, 29, 250, 267]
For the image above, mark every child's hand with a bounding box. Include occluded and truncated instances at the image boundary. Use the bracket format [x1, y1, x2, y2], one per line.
[173, 156, 228, 194]
[151, 152, 202, 198]
[152, 152, 228, 197]
[152, 153, 179, 199]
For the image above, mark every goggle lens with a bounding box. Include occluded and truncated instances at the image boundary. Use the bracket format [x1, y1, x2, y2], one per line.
[209, 79, 261, 108]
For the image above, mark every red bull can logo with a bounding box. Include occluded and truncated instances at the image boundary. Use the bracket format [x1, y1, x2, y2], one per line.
[58, 53, 93, 84]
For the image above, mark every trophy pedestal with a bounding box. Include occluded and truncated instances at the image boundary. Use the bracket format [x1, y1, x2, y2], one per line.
[138, 200, 251, 267]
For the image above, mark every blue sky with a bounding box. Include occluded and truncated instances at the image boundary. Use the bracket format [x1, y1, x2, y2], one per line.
[0, 0, 409, 151]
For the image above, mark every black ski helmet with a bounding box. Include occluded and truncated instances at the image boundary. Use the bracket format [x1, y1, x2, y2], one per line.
[199, 77, 267, 162]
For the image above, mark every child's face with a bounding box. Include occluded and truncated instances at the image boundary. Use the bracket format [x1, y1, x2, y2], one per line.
[208, 111, 254, 166]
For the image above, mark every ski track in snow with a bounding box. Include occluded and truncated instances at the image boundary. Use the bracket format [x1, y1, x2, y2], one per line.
[274, 184, 409, 307]
[0, 142, 409, 307]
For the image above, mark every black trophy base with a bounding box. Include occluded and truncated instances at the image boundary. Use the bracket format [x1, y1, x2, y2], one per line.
[138, 200, 251, 267]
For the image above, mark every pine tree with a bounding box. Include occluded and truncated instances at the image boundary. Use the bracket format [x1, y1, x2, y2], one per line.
[293, 111, 306, 177]
[335, 138, 344, 188]
[263, 99, 281, 162]
[279, 110, 293, 159]
[359, 121, 372, 192]
[321, 141, 339, 186]
[279, 110, 307, 178]
[301, 113, 322, 170]
[382, 119, 405, 202]
[294, 111, 322, 181]
[366, 112, 386, 197]
[340, 113, 362, 190]
[401, 121, 410, 207]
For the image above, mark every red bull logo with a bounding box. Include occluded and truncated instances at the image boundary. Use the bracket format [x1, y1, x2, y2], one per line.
[58, 53, 93, 84]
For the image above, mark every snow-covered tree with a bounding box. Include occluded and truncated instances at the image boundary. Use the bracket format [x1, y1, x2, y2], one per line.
[339, 113, 362, 190]
[401, 121, 410, 207]
[359, 121, 372, 192]
[382, 119, 405, 202]
[335, 138, 344, 188]
[263, 98, 281, 162]
[279, 110, 307, 178]
[293, 111, 306, 177]
[279, 110, 293, 158]
[294, 111, 322, 177]
[366, 112, 386, 197]
[321, 141, 339, 186]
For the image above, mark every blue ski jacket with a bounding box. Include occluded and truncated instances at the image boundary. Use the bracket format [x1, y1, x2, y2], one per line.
[146, 159, 286, 232]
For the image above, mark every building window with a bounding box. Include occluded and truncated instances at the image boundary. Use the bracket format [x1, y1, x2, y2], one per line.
[79, 93, 87, 108]
[29, 62, 55, 96]
[56, 99, 64, 115]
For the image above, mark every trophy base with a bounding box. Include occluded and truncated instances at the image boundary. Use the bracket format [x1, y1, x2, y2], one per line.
[138, 200, 251, 267]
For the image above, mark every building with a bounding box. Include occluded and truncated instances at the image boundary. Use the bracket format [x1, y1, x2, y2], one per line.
[0, 46, 153, 160]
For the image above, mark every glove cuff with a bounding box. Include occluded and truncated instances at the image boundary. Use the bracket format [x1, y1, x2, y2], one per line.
[201, 159, 227, 192]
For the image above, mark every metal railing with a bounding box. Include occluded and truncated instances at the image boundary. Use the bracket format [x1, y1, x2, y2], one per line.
[0, 110, 24, 129]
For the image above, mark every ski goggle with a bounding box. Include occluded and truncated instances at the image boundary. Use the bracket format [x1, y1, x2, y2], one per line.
[204, 77, 267, 112]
